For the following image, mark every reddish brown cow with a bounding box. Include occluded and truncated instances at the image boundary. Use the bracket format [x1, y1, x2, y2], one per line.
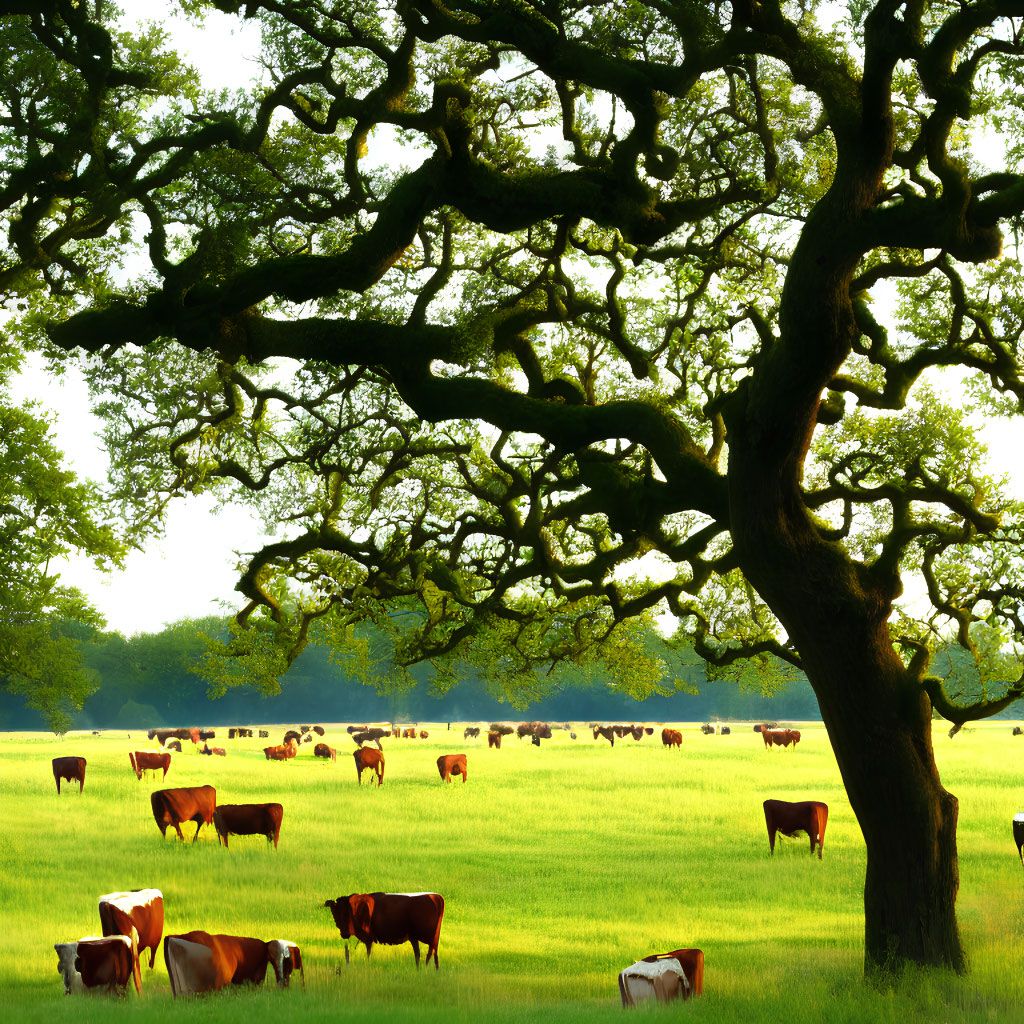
[593, 725, 615, 746]
[661, 728, 682, 749]
[324, 892, 444, 969]
[213, 803, 284, 849]
[314, 743, 337, 762]
[354, 747, 385, 786]
[129, 751, 171, 780]
[200, 744, 226, 756]
[763, 799, 829, 859]
[164, 931, 302, 995]
[52, 756, 86, 794]
[99, 889, 164, 969]
[403, 727, 417, 739]
[619, 949, 703, 1006]
[263, 740, 297, 760]
[436, 754, 467, 783]
[487, 731, 502, 749]
[151, 785, 216, 842]
[74, 935, 141, 995]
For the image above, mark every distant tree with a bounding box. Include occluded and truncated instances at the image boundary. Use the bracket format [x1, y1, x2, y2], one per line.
[6, 0, 1024, 977]
[0, 346, 121, 731]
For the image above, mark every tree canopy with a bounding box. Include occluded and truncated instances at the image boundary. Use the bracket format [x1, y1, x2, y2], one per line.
[4, 0, 1024, 974]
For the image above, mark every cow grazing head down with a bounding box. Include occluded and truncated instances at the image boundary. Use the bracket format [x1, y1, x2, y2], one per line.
[267, 940, 304, 987]
[74, 934, 141, 996]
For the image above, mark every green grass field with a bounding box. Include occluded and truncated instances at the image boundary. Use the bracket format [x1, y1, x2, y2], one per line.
[2, 721, 1022, 1022]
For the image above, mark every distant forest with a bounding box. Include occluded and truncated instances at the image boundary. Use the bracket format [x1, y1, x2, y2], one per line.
[3, 614, 1013, 732]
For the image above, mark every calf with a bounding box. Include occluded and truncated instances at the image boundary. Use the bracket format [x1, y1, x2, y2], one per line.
[437, 754, 467, 783]
[52, 756, 86, 794]
[763, 799, 829, 859]
[74, 935, 141, 995]
[354, 747, 385, 786]
[213, 803, 284, 849]
[324, 892, 444, 969]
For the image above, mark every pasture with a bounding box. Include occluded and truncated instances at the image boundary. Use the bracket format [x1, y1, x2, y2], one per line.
[2, 720, 1023, 1023]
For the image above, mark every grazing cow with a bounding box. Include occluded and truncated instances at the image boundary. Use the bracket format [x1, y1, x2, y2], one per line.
[74, 935, 141, 995]
[354, 747, 385, 786]
[313, 725, 325, 736]
[464, 727, 480, 740]
[259, 730, 269, 738]
[644, 727, 654, 735]
[99, 889, 164, 969]
[55, 941, 86, 994]
[200, 744, 226, 756]
[164, 931, 302, 996]
[720, 726, 731, 735]
[166, 740, 182, 752]
[570, 731, 577, 740]
[700, 723, 715, 735]
[618, 949, 703, 1007]
[352, 727, 390, 749]
[263, 740, 297, 760]
[1014, 813, 1024, 865]
[314, 743, 337, 762]
[593, 725, 615, 746]
[324, 892, 444, 969]
[763, 799, 829, 859]
[129, 751, 171, 780]
[52, 756, 86, 794]
[437, 754, 467, 783]
[228, 728, 239, 740]
[1013, 726, 1023, 736]
[661, 728, 682, 748]
[213, 803, 284, 849]
[419, 730, 428, 739]
[283, 729, 301, 745]
[517, 721, 552, 742]
[151, 785, 216, 842]
[487, 730, 502, 749]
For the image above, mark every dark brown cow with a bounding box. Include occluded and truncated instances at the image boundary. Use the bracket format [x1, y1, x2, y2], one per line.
[661, 728, 682, 749]
[1014, 814, 1024, 865]
[644, 727, 654, 735]
[283, 729, 301, 745]
[313, 725, 325, 736]
[352, 727, 390, 749]
[164, 931, 302, 996]
[52, 756, 86, 794]
[259, 730, 269, 738]
[151, 785, 216, 842]
[213, 803, 284, 849]
[419, 730, 429, 739]
[129, 751, 171, 780]
[763, 799, 829, 859]
[324, 892, 444, 969]
[487, 731, 502, 749]
[618, 949, 703, 1006]
[437, 754, 467, 783]
[74, 935, 141, 995]
[593, 725, 615, 746]
[354, 747, 385, 786]
[347, 724, 369, 734]
[166, 740, 182, 752]
[99, 889, 164, 969]
[314, 743, 337, 762]
[489, 723, 515, 737]
[228, 729, 239, 740]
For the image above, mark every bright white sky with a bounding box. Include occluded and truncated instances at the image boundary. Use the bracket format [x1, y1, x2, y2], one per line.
[10, 3, 1024, 637]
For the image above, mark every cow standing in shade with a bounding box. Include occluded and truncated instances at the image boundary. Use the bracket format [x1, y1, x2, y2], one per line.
[763, 799, 829, 859]
[98, 889, 164, 969]
[74, 935, 141, 995]
[324, 892, 444, 969]
[213, 803, 284, 849]
[436, 754, 467, 783]
[52, 756, 86, 794]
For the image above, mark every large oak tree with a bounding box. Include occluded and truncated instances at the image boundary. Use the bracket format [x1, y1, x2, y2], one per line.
[4, 0, 1024, 975]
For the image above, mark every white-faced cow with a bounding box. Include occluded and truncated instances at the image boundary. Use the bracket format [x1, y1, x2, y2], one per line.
[98, 889, 164, 969]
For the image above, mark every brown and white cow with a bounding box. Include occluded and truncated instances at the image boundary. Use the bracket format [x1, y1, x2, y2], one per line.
[324, 892, 444, 969]
[436, 754, 467, 783]
[164, 931, 302, 996]
[129, 751, 171, 780]
[354, 747, 385, 786]
[74, 935, 141, 995]
[98, 889, 164, 969]
[151, 785, 217, 842]
[213, 803, 284, 849]
[763, 799, 829, 859]
[618, 949, 703, 1007]
[54, 941, 85, 994]
[52, 756, 86, 794]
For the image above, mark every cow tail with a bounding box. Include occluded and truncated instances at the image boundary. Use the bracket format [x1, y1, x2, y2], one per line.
[429, 895, 445, 969]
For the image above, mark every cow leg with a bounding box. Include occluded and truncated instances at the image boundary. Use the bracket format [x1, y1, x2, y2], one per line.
[78, 776, 84, 794]
[172, 821, 185, 841]
[767, 826, 776, 854]
[55, 776, 61, 794]
[356, 765, 362, 785]
[411, 939, 420, 967]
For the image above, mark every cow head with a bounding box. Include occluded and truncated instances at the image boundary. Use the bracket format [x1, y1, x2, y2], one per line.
[267, 940, 303, 988]
[324, 898, 353, 938]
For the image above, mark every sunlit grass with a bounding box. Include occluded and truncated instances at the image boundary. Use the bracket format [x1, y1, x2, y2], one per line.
[2, 720, 1022, 1021]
